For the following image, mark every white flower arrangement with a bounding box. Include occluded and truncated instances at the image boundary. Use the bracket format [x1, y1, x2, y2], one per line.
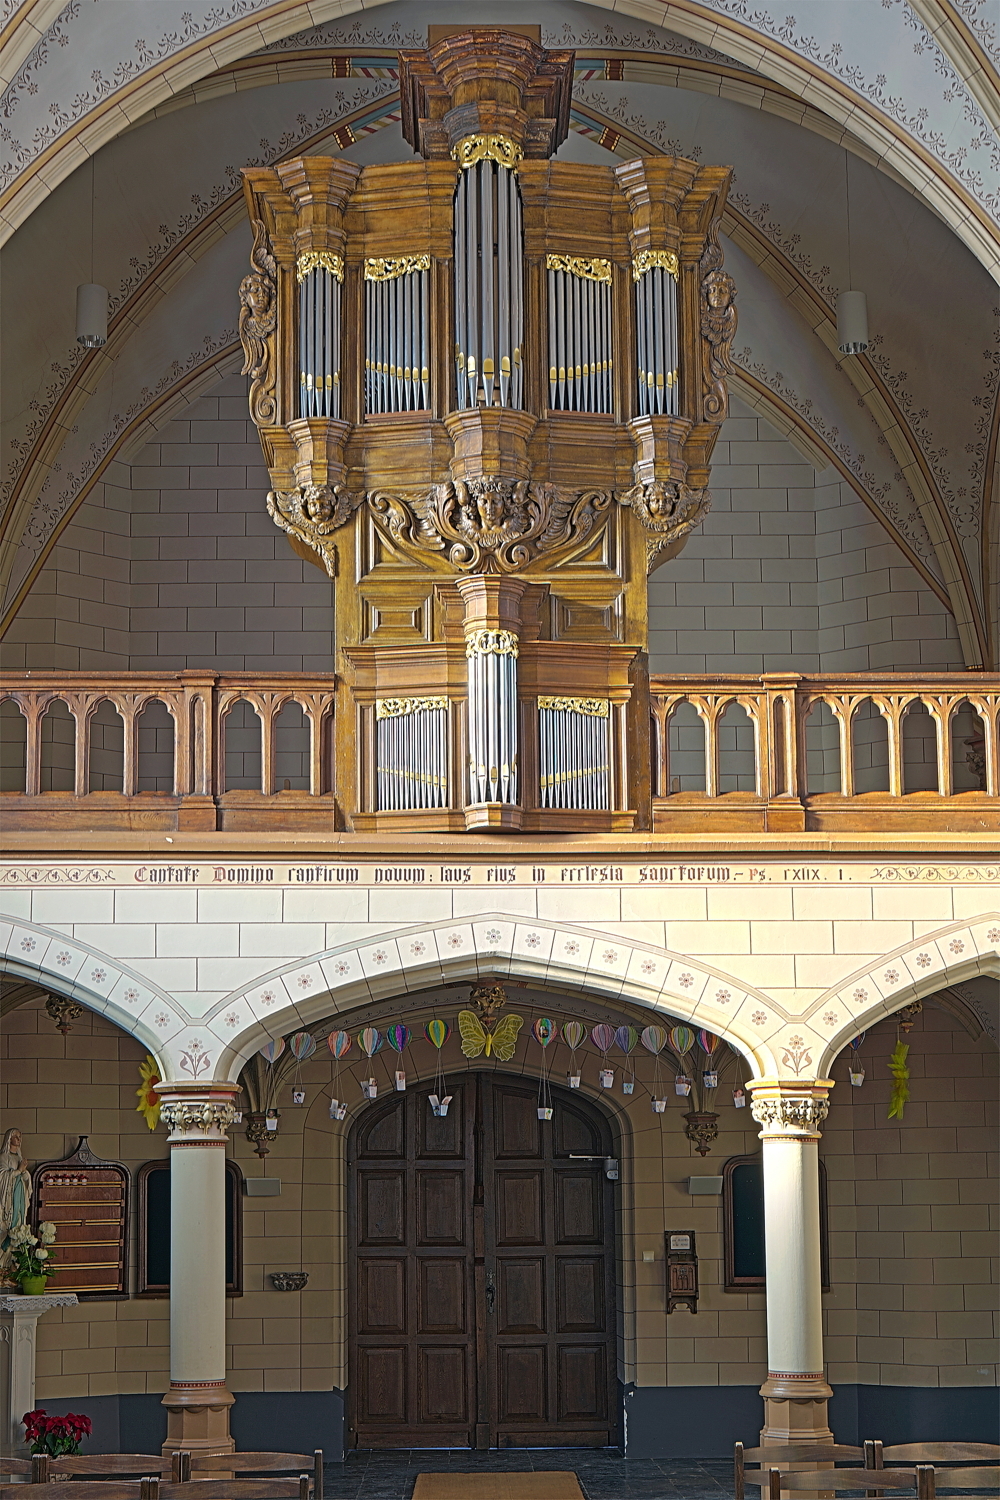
[8, 1222, 58, 1283]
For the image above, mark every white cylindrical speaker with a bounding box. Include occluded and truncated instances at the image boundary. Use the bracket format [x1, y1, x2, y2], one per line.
[836, 289, 868, 355]
[75, 283, 108, 347]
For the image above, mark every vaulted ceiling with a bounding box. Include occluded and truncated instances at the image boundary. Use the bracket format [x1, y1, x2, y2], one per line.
[2, 0, 998, 663]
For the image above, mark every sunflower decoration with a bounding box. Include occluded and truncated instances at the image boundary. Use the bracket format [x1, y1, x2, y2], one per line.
[136, 1055, 162, 1130]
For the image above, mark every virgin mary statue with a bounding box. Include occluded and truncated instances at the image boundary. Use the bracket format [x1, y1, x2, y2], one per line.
[0, 1128, 32, 1286]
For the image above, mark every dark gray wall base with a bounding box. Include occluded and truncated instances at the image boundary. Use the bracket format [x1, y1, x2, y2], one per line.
[35, 1391, 345, 1461]
[623, 1385, 1000, 1458]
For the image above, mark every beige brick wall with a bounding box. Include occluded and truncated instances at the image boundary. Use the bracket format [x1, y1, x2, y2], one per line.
[2, 995, 995, 1401]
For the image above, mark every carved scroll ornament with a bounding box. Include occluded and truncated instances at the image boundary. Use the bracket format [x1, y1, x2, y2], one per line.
[267, 483, 365, 577]
[370, 477, 614, 574]
[618, 480, 711, 572]
[239, 219, 278, 427]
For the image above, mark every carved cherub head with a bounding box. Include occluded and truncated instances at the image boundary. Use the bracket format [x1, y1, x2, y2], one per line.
[704, 269, 734, 311]
[240, 272, 273, 320]
[645, 481, 679, 521]
[471, 480, 508, 531]
[302, 485, 333, 523]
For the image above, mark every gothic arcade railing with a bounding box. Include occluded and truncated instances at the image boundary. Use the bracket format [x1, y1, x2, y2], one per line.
[649, 671, 1000, 831]
[0, 672, 336, 831]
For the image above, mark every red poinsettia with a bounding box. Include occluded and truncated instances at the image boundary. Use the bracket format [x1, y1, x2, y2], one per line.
[22, 1408, 92, 1455]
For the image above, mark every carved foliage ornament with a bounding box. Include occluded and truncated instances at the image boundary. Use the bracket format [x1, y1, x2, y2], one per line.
[364, 255, 431, 281]
[239, 219, 278, 426]
[451, 134, 523, 170]
[750, 1096, 830, 1132]
[618, 480, 711, 572]
[296, 252, 344, 283]
[371, 477, 614, 574]
[545, 254, 612, 284]
[160, 1101, 238, 1135]
[267, 484, 365, 577]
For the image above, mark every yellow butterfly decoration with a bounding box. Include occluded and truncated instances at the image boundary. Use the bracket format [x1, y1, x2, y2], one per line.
[458, 1009, 524, 1062]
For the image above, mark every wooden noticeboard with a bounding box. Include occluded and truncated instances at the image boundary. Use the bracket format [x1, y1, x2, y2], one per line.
[32, 1136, 129, 1299]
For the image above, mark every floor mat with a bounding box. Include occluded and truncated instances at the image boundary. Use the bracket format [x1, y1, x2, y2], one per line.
[411, 1474, 585, 1500]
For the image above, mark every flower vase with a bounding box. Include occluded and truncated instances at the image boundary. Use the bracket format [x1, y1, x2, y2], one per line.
[20, 1276, 47, 1295]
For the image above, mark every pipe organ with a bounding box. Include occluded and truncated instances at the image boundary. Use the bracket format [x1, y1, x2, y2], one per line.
[240, 27, 737, 832]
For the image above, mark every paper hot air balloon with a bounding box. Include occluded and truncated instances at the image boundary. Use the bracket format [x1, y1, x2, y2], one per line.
[289, 1032, 316, 1062]
[641, 1025, 667, 1055]
[615, 1025, 639, 1056]
[561, 1020, 586, 1051]
[386, 1024, 410, 1053]
[327, 1030, 351, 1060]
[590, 1023, 615, 1055]
[698, 1029, 720, 1058]
[358, 1026, 382, 1058]
[259, 1038, 285, 1065]
[668, 1025, 694, 1058]
[425, 1019, 451, 1050]
[531, 1018, 557, 1047]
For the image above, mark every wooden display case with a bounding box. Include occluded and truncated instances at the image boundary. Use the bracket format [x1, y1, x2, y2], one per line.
[31, 1136, 129, 1300]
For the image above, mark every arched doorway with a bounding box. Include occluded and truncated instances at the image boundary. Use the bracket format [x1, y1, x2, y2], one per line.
[347, 1072, 618, 1450]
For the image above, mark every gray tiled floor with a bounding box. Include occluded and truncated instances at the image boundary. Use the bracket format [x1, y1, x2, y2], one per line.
[324, 1450, 733, 1500]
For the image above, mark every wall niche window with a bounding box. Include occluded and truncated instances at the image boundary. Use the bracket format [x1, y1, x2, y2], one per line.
[723, 1154, 830, 1291]
[137, 1159, 244, 1297]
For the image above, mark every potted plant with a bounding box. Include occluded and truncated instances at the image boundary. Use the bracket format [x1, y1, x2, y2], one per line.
[22, 1409, 92, 1455]
[8, 1221, 57, 1294]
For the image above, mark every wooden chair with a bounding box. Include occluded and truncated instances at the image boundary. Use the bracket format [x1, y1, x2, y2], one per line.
[735, 1443, 865, 1500]
[0, 1461, 33, 1483]
[762, 1468, 933, 1500]
[186, 1451, 322, 1500]
[1, 1484, 146, 1500]
[928, 1466, 1000, 1499]
[872, 1445, 1000, 1468]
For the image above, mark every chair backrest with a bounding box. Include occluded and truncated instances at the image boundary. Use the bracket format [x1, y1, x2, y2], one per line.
[155, 1479, 310, 1500]
[0, 1461, 32, 1477]
[46, 1457, 174, 1477]
[734, 1441, 866, 1500]
[765, 1468, 930, 1500]
[930, 1466, 1000, 1492]
[880, 1445, 1000, 1465]
[1, 1484, 145, 1500]
[187, 1451, 321, 1500]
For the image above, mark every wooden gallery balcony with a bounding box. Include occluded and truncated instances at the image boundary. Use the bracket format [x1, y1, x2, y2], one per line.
[0, 669, 997, 836]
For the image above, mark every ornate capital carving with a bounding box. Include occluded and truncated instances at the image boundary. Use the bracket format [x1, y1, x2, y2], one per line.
[451, 133, 524, 170]
[369, 478, 613, 575]
[750, 1084, 832, 1138]
[160, 1098, 239, 1142]
[239, 219, 277, 427]
[267, 483, 364, 577]
[618, 480, 711, 572]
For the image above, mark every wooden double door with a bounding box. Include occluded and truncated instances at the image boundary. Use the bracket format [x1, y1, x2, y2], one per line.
[347, 1073, 617, 1449]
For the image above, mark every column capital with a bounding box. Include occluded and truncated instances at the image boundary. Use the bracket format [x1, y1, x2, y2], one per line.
[156, 1082, 241, 1143]
[749, 1078, 833, 1138]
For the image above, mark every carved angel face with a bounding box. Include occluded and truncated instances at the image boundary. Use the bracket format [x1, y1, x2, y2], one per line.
[705, 271, 733, 310]
[302, 485, 333, 522]
[646, 482, 678, 520]
[241, 273, 272, 318]
[472, 483, 508, 530]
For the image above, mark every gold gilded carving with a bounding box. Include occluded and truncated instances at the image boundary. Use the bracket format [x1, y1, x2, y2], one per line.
[376, 697, 449, 719]
[369, 478, 614, 575]
[619, 481, 712, 573]
[296, 252, 344, 283]
[538, 697, 610, 717]
[364, 255, 432, 281]
[545, 254, 612, 284]
[632, 249, 679, 281]
[451, 134, 523, 170]
[466, 629, 519, 658]
[239, 219, 278, 426]
[267, 483, 364, 577]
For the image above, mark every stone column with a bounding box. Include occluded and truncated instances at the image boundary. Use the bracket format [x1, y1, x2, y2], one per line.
[749, 1079, 834, 1444]
[0, 1294, 78, 1454]
[157, 1084, 240, 1456]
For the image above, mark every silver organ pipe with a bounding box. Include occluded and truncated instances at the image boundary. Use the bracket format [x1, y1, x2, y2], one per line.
[538, 697, 610, 810]
[466, 629, 519, 805]
[545, 256, 613, 413]
[297, 253, 343, 419]
[375, 697, 449, 810]
[453, 161, 524, 409]
[364, 256, 432, 414]
[633, 250, 679, 417]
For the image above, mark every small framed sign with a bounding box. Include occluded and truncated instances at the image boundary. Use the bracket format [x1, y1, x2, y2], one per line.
[664, 1229, 698, 1313]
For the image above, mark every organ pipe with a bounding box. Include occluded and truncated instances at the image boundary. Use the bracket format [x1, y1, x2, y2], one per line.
[375, 697, 449, 810]
[538, 698, 610, 809]
[297, 253, 343, 419]
[633, 250, 679, 417]
[364, 257, 431, 414]
[466, 629, 519, 805]
[546, 256, 613, 413]
[454, 161, 524, 410]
